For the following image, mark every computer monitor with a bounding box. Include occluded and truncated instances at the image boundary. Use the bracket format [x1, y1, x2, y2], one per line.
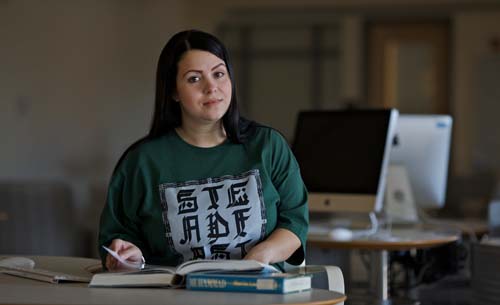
[388, 114, 453, 210]
[292, 109, 399, 214]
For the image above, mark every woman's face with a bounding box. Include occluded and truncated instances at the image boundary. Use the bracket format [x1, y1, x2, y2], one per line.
[174, 50, 232, 127]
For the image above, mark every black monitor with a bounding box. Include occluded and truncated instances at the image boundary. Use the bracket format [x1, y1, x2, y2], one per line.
[292, 109, 398, 213]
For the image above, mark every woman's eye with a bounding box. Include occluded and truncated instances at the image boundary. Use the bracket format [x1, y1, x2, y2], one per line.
[187, 76, 200, 83]
[214, 71, 225, 79]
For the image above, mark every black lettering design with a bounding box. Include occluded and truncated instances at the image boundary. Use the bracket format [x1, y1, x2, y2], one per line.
[190, 246, 206, 260]
[177, 189, 198, 214]
[210, 243, 230, 260]
[232, 207, 251, 238]
[227, 181, 250, 208]
[180, 215, 201, 244]
[206, 211, 229, 244]
[201, 185, 224, 210]
[235, 239, 252, 258]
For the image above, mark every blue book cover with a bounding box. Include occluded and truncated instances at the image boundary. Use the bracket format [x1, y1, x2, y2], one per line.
[186, 272, 312, 294]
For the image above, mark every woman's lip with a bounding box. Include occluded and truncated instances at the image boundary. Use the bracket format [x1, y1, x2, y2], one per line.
[204, 99, 221, 105]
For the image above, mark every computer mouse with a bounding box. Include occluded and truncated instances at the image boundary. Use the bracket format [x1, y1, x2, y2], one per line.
[0, 257, 35, 269]
[329, 228, 353, 241]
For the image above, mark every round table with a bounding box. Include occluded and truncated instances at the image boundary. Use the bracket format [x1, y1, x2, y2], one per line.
[308, 228, 459, 305]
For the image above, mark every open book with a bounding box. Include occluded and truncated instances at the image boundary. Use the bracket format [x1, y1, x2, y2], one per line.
[88, 259, 279, 288]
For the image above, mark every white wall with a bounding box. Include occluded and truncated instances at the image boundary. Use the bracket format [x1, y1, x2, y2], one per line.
[0, 0, 187, 182]
[0, 1, 188, 246]
[453, 12, 500, 176]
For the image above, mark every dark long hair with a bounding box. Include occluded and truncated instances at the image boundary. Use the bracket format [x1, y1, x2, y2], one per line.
[112, 30, 255, 173]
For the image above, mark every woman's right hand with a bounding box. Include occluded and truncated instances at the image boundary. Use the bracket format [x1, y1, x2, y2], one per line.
[105, 239, 143, 271]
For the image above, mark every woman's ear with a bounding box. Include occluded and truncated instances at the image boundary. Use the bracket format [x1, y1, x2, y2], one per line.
[172, 92, 179, 102]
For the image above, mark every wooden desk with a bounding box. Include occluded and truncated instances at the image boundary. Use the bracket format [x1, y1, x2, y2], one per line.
[308, 228, 459, 305]
[0, 256, 346, 305]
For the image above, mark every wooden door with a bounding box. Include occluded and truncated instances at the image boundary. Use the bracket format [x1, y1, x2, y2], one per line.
[367, 21, 450, 114]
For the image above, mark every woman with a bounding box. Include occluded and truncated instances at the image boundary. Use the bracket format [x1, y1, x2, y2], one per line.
[99, 29, 308, 271]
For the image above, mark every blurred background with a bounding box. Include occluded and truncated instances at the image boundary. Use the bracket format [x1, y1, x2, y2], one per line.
[1, 0, 499, 262]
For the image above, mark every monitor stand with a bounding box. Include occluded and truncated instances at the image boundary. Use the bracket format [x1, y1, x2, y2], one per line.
[384, 165, 419, 224]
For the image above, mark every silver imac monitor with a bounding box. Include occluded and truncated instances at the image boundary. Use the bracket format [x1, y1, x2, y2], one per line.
[388, 114, 453, 210]
[292, 109, 399, 213]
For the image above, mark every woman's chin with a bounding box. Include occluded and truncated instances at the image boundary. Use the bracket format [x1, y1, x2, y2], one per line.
[201, 109, 228, 122]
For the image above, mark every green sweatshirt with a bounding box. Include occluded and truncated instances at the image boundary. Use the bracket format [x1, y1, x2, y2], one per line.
[98, 126, 308, 269]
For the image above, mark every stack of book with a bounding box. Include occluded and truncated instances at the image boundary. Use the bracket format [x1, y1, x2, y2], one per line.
[186, 271, 311, 294]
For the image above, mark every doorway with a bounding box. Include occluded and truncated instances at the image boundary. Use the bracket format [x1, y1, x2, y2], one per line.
[367, 21, 450, 114]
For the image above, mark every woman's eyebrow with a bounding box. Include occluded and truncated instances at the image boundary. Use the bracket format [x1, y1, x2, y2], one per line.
[211, 63, 226, 70]
[181, 63, 226, 77]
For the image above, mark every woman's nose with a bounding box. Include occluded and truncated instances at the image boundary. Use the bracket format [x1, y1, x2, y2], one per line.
[204, 78, 217, 94]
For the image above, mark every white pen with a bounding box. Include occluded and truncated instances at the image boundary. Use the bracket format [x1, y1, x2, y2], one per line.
[102, 245, 144, 270]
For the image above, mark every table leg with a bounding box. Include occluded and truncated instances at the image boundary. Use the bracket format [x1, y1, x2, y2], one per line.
[370, 250, 391, 305]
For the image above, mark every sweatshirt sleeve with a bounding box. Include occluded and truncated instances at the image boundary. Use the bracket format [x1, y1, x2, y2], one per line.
[98, 155, 147, 267]
[269, 130, 309, 265]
